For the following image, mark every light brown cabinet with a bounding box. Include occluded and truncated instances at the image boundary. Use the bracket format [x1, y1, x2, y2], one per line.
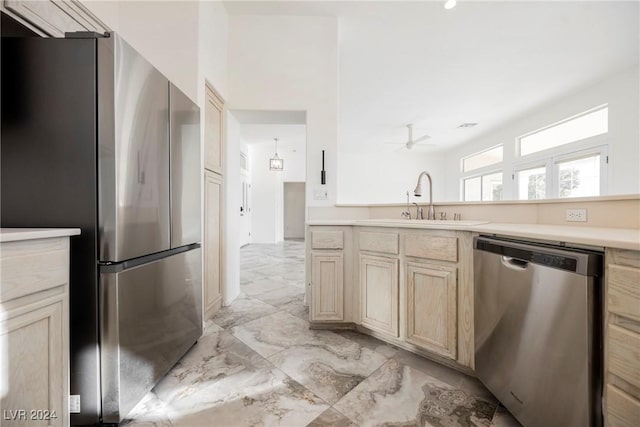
[605, 249, 640, 427]
[405, 262, 457, 360]
[204, 84, 224, 174]
[0, 233, 75, 427]
[2, 0, 109, 37]
[310, 252, 344, 321]
[202, 82, 225, 319]
[308, 225, 474, 370]
[204, 171, 223, 318]
[359, 254, 399, 337]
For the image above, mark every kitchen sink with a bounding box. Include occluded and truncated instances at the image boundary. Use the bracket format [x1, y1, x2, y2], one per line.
[358, 219, 488, 226]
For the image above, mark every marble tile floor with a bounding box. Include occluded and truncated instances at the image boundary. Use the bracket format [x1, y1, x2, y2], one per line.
[122, 240, 521, 427]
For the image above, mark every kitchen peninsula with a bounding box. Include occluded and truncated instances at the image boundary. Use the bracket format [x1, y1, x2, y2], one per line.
[306, 212, 640, 425]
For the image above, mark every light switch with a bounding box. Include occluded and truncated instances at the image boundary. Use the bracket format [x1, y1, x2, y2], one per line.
[313, 189, 328, 200]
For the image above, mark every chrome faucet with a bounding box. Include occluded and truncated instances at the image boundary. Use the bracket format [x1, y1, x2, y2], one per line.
[413, 202, 423, 220]
[401, 191, 412, 219]
[413, 171, 436, 220]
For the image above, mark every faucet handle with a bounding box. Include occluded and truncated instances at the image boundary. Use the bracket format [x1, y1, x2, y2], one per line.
[440, 212, 447, 220]
[401, 210, 411, 220]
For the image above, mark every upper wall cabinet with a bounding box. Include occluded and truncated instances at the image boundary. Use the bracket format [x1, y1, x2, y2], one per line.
[3, 0, 109, 37]
[204, 84, 224, 175]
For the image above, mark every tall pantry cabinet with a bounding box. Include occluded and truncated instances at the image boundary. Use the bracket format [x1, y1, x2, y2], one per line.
[203, 84, 225, 319]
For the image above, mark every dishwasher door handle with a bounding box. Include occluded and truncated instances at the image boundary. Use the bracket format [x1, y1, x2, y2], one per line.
[501, 256, 529, 270]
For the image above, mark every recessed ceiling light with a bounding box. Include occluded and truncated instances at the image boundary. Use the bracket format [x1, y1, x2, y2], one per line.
[458, 123, 478, 128]
[444, 0, 457, 10]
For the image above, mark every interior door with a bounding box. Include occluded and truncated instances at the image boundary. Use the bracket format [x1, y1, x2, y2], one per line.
[283, 182, 305, 239]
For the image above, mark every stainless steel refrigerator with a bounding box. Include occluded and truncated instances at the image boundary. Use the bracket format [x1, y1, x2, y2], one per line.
[1, 32, 202, 425]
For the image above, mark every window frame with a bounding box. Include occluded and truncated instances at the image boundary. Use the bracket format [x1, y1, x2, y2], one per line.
[512, 144, 608, 200]
[460, 144, 504, 173]
[517, 104, 608, 158]
[459, 144, 504, 202]
[513, 161, 550, 200]
[461, 168, 504, 202]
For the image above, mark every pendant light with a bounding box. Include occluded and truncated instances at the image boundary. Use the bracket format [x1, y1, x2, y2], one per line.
[269, 138, 284, 171]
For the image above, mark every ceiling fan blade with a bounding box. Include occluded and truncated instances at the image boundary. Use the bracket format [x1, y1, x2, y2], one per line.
[413, 134, 431, 143]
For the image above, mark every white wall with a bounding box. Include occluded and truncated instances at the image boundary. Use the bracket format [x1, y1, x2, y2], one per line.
[441, 65, 640, 201]
[198, 0, 228, 100]
[249, 141, 306, 243]
[337, 150, 447, 205]
[239, 141, 251, 247]
[223, 111, 241, 304]
[82, 0, 200, 101]
[227, 15, 338, 208]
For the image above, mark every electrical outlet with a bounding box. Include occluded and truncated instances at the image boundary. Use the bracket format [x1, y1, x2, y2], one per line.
[566, 208, 587, 222]
[69, 395, 81, 413]
[313, 189, 328, 200]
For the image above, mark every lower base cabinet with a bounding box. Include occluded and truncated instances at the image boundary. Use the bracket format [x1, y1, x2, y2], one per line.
[310, 252, 344, 321]
[360, 254, 399, 337]
[605, 249, 640, 427]
[1, 234, 73, 427]
[405, 262, 457, 360]
[307, 226, 471, 370]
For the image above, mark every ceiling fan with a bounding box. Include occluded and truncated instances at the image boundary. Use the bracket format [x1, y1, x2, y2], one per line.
[384, 124, 433, 150]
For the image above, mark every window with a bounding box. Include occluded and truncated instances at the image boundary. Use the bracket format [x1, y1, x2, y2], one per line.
[460, 145, 504, 201]
[514, 147, 606, 200]
[511, 105, 609, 200]
[463, 171, 503, 201]
[516, 166, 546, 200]
[519, 106, 608, 156]
[462, 145, 503, 172]
[556, 153, 601, 198]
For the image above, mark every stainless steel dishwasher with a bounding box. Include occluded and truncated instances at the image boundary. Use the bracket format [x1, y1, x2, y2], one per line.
[474, 235, 603, 427]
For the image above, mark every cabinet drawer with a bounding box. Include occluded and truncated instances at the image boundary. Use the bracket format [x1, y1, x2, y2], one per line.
[0, 238, 69, 302]
[609, 324, 640, 390]
[609, 264, 640, 323]
[311, 231, 344, 249]
[405, 234, 457, 262]
[360, 231, 399, 255]
[607, 385, 640, 427]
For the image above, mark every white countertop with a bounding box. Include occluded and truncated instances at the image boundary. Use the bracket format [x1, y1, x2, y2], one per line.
[307, 220, 640, 251]
[0, 228, 81, 243]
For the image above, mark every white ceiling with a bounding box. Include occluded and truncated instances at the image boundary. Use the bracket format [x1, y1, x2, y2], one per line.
[224, 1, 640, 152]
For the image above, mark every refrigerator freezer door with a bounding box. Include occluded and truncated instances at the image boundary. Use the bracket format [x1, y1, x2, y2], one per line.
[98, 35, 171, 262]
[100, 247, 202, 423]
[170, 83, 202, 248]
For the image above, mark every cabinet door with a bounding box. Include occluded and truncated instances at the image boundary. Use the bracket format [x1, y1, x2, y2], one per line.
[311, 252, 344, 321]
[406, 262, 457, 359]
[1, 292, 67, 426]
[204, 85, 224, 174]
[360, 254, 399, 337]
[204, 171, 222, 318]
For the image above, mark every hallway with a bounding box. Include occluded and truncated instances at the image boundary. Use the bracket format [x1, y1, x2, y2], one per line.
[124, 241, 519, 427]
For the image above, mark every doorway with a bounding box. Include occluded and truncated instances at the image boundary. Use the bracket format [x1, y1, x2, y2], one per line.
[283, 182, 305, 239]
